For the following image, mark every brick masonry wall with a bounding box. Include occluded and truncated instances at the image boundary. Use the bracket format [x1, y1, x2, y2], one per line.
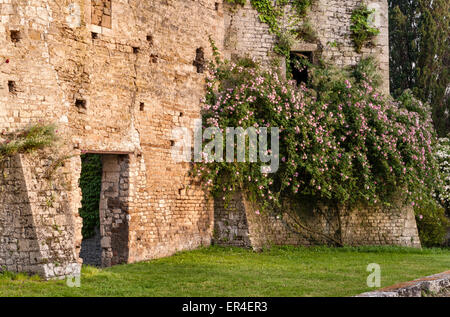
[91, 0, 111, 28]
[0, 0, 412, 279]
[214, 193, 421, 249]
[0, 152, 82, 279]
[0, 0, 223, 278]
[213, 0, 416, 250]
[224, 0, 390, 93]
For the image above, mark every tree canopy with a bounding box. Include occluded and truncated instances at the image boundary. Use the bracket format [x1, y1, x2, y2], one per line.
[389, 0, 449, 137]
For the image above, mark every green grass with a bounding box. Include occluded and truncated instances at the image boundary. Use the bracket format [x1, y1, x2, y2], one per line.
[1, 246, 449, 297]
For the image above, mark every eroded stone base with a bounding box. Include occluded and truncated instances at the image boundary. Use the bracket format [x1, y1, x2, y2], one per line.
[214, 193, 421, 249]
[0, 152, 82, 280]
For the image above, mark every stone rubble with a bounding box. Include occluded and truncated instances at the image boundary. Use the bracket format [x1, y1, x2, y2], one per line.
[356, 271, 450, 297]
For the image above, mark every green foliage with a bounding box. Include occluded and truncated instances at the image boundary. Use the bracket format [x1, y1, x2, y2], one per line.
[435, 136, 450, 214]
[249, 0, 317, 75]
[0, 123, 58, 161]
[292, 0, 315, 18]
[296, 21, 317, 43]
[250, 0, 284, 34]
[389, 0, 449, 137]
[350, 5, 380, 53]
[0, 271, 41, 281]
[196, 56, 439, 212]
[273, 31, 294, 62]
[389, 2, 418, 97]
[351, 56, 382, 89]
[415, 201, 449, 247]
[79, 154, 102, 239]
[225, 0, 246, 6]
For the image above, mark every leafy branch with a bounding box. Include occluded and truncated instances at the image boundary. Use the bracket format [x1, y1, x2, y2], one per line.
[350, 5, 380, 53]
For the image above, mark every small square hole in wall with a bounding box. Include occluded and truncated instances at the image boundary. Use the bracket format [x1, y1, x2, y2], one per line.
[193, 48, 205, 73]
[75, 99, 87, 110]
[91, 32, 99, 40]
[8, 81, 17, 93]
[150, 54, 158, 63]
[139, 103, 145, 111]
[146, 34, 153, 45]
[133, 47, 140, 54]
[10, 30, 21, 43]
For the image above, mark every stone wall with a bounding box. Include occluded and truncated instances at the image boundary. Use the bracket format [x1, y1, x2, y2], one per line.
[213, 0, 416, 250]
[224, 0, 390, 93]
[214, 193, 421, 249]
[0, 152, 82, 279]
[0, 0, 223, 278]
[99, 154, 130, 267]
[0, 0, 407, 279]
[91, 0, 111, 28]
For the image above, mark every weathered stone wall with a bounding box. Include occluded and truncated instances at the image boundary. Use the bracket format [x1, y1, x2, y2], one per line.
[214, 194, 251, 247]
[214, 193, 421, 249]
[0, 0, 223, 278]
[0, 0, 406, 279]
[224, 0, 390, 93]
[99, 154, 130, 267]
[91, 0, 111, 28]
[214, 0, 415, 250]
[0, 152, 82, 279]
[0, 0, 84, 279]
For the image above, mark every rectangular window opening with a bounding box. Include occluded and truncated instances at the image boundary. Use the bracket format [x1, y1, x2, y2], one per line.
[8, 81, 16, 93]
[290, 51, 313, 86]
[10, 30, 21, 43]
[193, 48, 205, 73]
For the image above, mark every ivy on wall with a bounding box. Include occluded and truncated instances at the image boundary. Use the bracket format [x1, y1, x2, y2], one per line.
[225, 1, 316, 69]
[250, 0, 285, 34]
[350, 5, 381, 53]
[292, 0, 315, 18]
[245, 0, 317, 75]
[79, 154, 103, 239]
[228, 1, 381, 60]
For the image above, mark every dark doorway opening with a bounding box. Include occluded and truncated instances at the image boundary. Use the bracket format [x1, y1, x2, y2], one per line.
[79, 154, 103, 267]
[290, 51, 313, 86]
[79, 153, 130, 267]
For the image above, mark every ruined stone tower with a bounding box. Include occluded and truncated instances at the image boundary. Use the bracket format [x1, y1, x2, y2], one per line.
[0, 0, 419, 279]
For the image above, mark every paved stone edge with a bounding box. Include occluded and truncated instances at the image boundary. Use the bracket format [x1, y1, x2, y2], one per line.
[355, 271, 450, 297]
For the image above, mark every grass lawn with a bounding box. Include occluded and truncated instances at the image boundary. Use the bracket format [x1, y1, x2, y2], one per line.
[1, 246, 449, 297]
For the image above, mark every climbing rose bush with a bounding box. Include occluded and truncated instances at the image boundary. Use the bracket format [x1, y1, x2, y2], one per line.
[193, 57, 440, 210]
